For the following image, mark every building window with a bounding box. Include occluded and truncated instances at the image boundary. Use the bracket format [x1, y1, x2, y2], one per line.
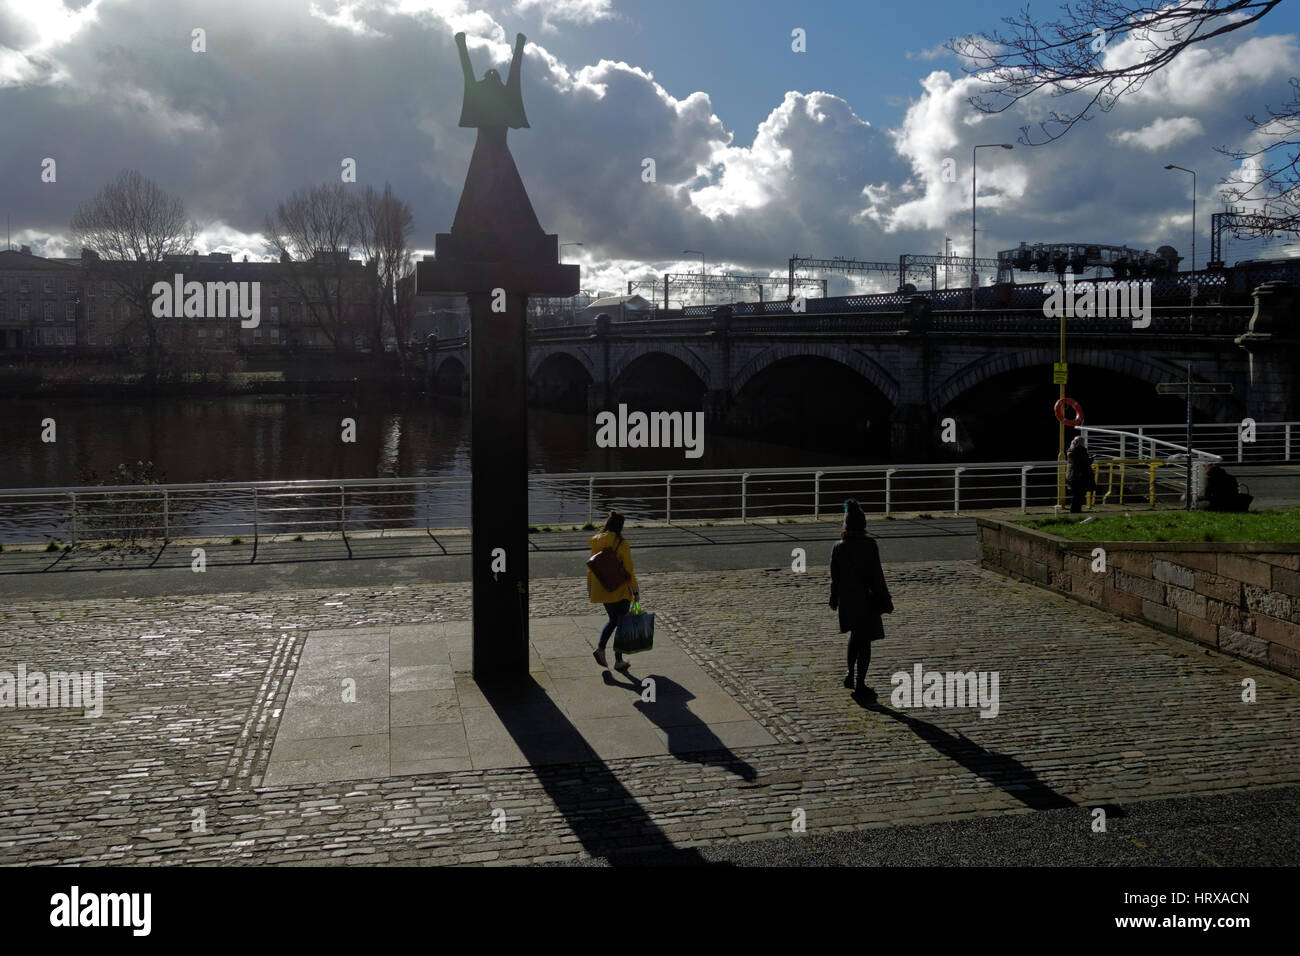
[43, 302, 54, 322]
[64, 279, 75, 295]
[253, 327, 262, 339]
[65, 303, 75, 322]
[270, 328, 279, 343]
[19, 279, 30, 293]
[215, 328, 224, 340]
[270, 305, 279, 322]
[19, 304, 29, 322]
[271, 284, 279, 299]
[43, 279, 54, 294]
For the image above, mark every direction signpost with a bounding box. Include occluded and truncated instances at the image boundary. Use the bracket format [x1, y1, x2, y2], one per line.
[1156, 364, 1234, 509]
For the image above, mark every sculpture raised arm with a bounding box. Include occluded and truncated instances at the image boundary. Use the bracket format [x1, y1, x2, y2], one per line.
[454, 31, 530, 130]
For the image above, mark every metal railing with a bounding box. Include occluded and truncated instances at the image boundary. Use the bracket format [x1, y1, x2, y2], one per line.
[0, 459, 1193, 547]
[1086, 422, 1297, 464]
[1076, 425, 1224, 502]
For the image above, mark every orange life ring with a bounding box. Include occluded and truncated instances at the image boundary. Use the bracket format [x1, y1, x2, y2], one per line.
[1054, 397, 1084, 426]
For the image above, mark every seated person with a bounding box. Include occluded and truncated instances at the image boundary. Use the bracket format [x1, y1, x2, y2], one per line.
[1197, 464, 1253, 512]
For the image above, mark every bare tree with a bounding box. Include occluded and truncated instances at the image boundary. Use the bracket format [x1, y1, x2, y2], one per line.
[70, 170, 197, 379]
[949, 1, 1297, 241]
[352, 183, 415, 359]
[949, 1, 1283, 145]
[1217, 76, 1300, 235]
[263, 183, 362, 351]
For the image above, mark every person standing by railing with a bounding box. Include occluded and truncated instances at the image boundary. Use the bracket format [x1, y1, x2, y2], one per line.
[829, 499, 894, 695]
[1067, 436, 1097, 513]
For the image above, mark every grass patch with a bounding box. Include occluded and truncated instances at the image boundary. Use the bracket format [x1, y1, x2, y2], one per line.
[230, 536, 244, 545]
[45, 540, 60, 552]
[293, 534, 304, 542]
[1022, 509, 1300, 543]
[581, 522, 596, 531]
[916, 513, 934, 520]
[527, 525, 540, 533]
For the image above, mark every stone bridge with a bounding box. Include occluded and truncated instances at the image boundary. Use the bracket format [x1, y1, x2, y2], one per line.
[427, 283, 1297, 458]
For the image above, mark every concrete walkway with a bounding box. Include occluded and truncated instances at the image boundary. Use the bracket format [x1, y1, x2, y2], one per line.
[265, 616, 771, 784]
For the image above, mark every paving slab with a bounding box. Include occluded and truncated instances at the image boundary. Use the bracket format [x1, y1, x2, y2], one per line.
[263, 612, 775, 783]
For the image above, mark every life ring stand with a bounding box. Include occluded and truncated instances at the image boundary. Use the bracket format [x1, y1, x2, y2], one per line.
[1054, 397, 1084, 427]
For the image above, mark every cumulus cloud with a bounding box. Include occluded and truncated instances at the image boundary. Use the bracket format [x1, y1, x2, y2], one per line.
[0, 0, 1296, 292]
[1111, 116, 1204, 151]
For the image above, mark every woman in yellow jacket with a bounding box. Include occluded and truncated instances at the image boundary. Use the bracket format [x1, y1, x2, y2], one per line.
[588, 510, 639, 672]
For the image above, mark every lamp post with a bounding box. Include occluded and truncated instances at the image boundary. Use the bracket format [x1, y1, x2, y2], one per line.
[684, 249, 705, 307]
[1163, 164, 1196, 313]
[972, 143, 1013, 310]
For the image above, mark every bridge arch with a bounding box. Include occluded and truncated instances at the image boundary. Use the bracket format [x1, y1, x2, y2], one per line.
[933, 347, 1238, 420]
[528, 346, 598, 381]
[608, 343, 711, 390]
[731, 343, 900, 406]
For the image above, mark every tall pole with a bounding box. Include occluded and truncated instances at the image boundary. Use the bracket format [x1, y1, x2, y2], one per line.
[684, 249, 705, 307]
[1185, 362, 1193, 510]
[1059, 295, 1067, 508]
[972, 143, 1014, 311]
[1164, 164, 1197, 320]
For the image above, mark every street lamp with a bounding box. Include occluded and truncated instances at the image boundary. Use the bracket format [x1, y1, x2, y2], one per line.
[684, 249, 705, 307]
[1163, 164, 1196, 310]
[972, 143, 1013, 310]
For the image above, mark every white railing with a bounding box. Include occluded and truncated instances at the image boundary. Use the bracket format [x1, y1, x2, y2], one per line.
[0, 460, 1184, 547]
[1091, 421, 1296, 464]
[1076, 425, 1224, 501]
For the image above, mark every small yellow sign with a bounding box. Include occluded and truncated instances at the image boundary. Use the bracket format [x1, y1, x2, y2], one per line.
[1052, 362, 1068, 385]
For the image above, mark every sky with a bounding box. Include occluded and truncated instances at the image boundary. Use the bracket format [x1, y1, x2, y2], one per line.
[2, 0, 1299, 299]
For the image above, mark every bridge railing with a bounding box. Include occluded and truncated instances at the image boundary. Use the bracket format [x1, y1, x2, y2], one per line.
[0, 461, 1193, 547]
[522, 305, 1252, 339]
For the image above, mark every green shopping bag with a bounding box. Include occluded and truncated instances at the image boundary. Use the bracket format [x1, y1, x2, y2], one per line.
[613, 601, 654, 654]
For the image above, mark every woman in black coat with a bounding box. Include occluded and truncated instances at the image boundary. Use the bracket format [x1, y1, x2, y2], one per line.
[829, 499, 894, 693]
[1066, 436, 1096, 514]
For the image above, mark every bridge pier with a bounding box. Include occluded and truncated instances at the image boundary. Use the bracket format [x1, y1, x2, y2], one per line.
[1236, 282, 1300, 422]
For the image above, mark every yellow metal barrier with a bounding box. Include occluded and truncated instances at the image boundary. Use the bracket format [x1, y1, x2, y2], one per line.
[1095, 459, 1166, 506]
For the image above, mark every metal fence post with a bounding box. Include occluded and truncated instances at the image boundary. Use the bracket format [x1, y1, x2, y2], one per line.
[1237, 428, 1243, 463]
[70, 492, 77, 546]
[741, 473, 749, 521]
[666, 475, 673, 524]
[339, 485, 346, 535]
[1137, 426, 1145, 460]
[1021, 465, 1032, 512]
[954, 466, 966, 514]
[587, 476, 594, 526]
[163, 488, 169, 541]
[1287, 423, 1293, 462]
[814, 470, 823, 519]
[884, 468, 896, 515]
[252, 487, 259, 561]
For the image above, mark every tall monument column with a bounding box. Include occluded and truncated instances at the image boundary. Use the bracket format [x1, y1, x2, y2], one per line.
[417, 32, 579, 681]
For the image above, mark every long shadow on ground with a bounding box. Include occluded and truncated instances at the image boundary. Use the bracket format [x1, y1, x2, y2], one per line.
[855, 688, 1075, 810]
[481, 676, 728, 866]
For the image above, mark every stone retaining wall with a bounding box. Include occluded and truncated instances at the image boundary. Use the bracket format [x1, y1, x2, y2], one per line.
[977, 518, 1300, 678]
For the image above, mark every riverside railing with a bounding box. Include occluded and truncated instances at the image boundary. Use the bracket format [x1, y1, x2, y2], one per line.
[0, 460, 1193, 547]
[1082, 421, 1297, 464]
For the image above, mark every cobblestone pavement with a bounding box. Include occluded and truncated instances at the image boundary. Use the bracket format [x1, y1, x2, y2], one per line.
[1, 560, 1298, 866]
